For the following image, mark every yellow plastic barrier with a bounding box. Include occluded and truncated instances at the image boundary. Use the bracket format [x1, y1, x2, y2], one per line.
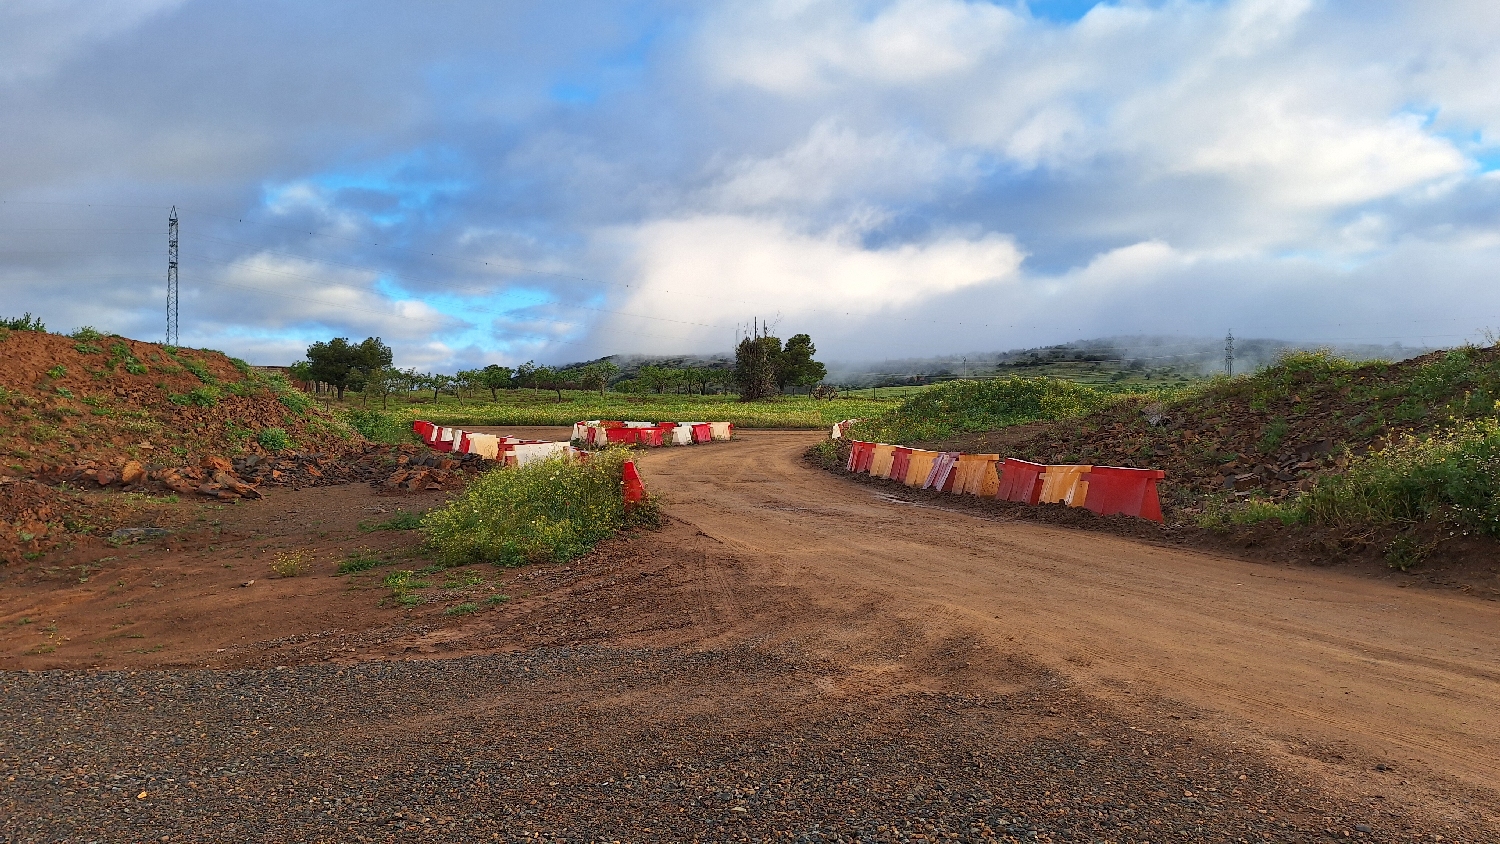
[963, 454, 1001, 496]
[869, 444, 896, 479]
[980, 458, 1001, 497]
[905, 450, 938, 486]
[952, 453, 997, 495]
[1037, 464, 1092, 506]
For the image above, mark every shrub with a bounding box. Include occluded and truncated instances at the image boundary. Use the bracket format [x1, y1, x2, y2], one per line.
[444, 602, 480, 616]
[1296, 418, 1500, 536]
[341, 409, 416, 444]
[257, 427, 292, 451]
[1, 313, 46, 332]
[848, 377, 1112, 444]
[46, 365, 66, 380]
[421, 448, 661, 567]
[70, 327, 103, 342]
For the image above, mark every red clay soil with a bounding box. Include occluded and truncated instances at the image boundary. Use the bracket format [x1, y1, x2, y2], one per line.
[2, 429, 1498, 838]
[0, 330, 360, 478]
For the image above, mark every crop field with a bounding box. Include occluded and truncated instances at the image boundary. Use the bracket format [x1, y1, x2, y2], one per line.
[347, 389, 899, 428]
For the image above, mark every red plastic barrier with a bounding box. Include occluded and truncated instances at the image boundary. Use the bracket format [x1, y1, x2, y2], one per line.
[431, 427, 455, 453]
[845, 440, 862, 472]
[856, 442, 877, 473]
[637, 428, 664, 447]
[413, 420, 433, 441]
[889, 447, 912, 484]
[605, 427, 639, 445]
[1079, 466, 1165, 522]
[622, 459, 646, 508]
[692, 423, 712, 444]
[997, 458, 1046, 504]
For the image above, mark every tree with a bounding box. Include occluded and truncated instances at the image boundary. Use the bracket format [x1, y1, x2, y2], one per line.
[637, 365, 670, 394]
[477, 364, 514, 400]
[454, 369, 480, 400]
[425, 373, 454, 403]
[575, 361, 619, 396]
[734, 336, 779, 401]
[364, 367, 408, 409]
[774, 333, 826, 393]
[516, 360, 539, 395]
[305, 336, 392, 401]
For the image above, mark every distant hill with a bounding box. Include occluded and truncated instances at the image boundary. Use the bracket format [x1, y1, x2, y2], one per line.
[824, 336, 1424, 388]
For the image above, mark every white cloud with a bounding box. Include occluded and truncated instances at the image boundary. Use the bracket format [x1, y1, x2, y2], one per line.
[600, 214, 1024, 349]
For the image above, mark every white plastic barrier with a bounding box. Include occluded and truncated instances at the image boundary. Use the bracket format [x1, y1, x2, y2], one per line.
[709, 422, 733, 441]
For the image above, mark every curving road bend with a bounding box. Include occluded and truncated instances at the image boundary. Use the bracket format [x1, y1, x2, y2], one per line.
[636, 430, 1500, 806]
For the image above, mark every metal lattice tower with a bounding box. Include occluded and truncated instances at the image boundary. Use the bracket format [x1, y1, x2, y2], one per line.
[1224, 329, 1235, 377]
[166, 206, 179, 346]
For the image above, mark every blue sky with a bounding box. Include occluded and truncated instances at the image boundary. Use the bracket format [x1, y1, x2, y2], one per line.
[3, 0, 1500, 370]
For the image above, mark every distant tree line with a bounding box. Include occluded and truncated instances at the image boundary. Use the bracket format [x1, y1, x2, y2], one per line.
[292, 330, 827, 406]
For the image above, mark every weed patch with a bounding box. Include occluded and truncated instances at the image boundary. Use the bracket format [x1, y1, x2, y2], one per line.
[421, 448, 661, 567]
[269, 549, 312, 577]
[359, 510, 424, 532]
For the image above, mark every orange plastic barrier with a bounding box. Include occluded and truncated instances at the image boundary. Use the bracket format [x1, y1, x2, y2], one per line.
[622, 460, 646, 507]
[1037, 464, 1092, 506]
[997, 458, 1046, 504]
[904, 450, 938, 486]
[870, 444, 896, 478]
[889, 447, 912, 484]
[1079, 466, 1165, 522]
[953, 453, 1001, 495]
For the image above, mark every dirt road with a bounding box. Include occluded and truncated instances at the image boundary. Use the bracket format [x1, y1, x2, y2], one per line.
[637, 430, 1500, 815]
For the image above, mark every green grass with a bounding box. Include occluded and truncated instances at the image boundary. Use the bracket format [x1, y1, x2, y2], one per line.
[444, 602, 480, 616]
[337, 551, 386, 574]
[846, 376, 1120, 445]
[358, 510, 424, 532]
[339, 408, 420, 444]
[421, 447, 661, 567]
[374, 390, 898, 429]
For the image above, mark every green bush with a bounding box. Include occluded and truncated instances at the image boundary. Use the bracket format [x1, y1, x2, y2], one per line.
[257, 427, 292, 452]
[847, 377, 1112, 444]
[421, 448, 661, 567]
[169, 386, 220, 407]
[1, 313, 46, 332]
[1295, 418, 1500, 536]
[178, 356, 218, 385]
[341, 409, 417, 444]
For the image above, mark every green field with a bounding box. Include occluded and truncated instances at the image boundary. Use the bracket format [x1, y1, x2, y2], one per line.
[338, 389, 894, 429]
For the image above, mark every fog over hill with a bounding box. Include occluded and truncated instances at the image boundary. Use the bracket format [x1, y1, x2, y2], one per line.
[824, 336, 1425, 387]
[565, 336, 1427, 388]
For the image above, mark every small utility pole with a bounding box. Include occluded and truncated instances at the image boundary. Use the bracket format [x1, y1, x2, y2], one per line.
[166, 206, 179, 346]
[1224, 329, 1235, 377]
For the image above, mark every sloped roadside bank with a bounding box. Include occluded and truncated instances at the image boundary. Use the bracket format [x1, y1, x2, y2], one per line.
[824, 348, 1500, 596]
[806, 440, 1500, 601]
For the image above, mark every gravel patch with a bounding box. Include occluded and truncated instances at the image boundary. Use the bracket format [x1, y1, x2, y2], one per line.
[1, 644, 1481, 842]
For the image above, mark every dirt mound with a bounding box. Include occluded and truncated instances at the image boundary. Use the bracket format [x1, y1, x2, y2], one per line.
[0, 330, 364, 478]
[918, 347, 1500, 516]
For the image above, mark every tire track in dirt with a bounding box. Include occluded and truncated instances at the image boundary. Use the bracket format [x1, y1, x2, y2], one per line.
[635, 430, 1500, 807]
